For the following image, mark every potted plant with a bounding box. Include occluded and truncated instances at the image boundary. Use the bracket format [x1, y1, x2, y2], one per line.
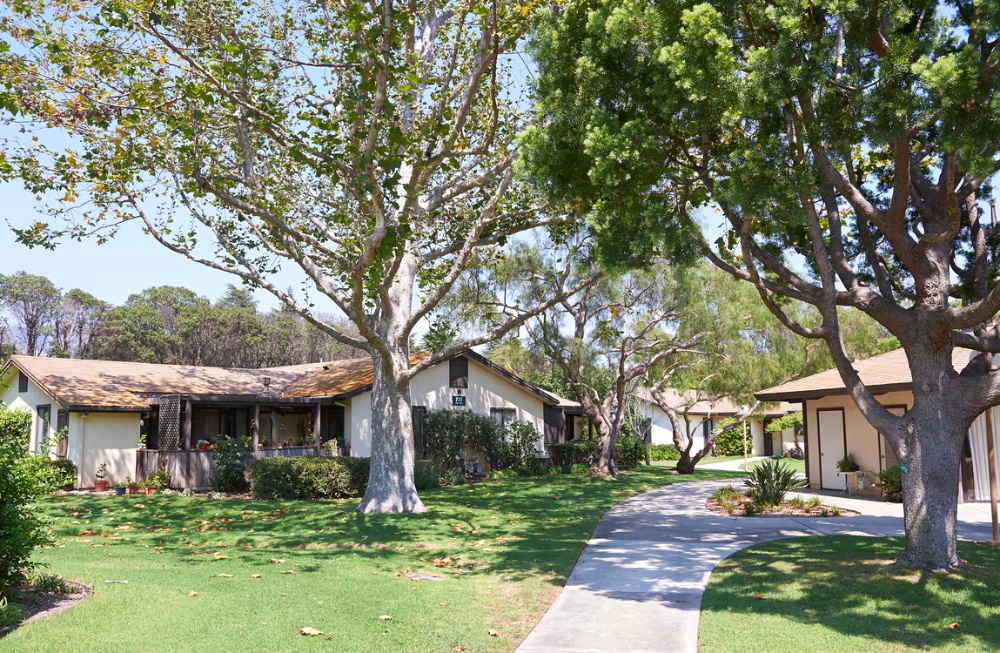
[197, 439, 210, 450]
[126, 477, 141, 495]
[114, 482, 127, 496]
[836, 453, 860, 473]
[147, 470, 169, 491]
[94, 463, 109, 492]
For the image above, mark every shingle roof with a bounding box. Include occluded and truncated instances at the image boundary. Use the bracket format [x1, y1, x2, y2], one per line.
[633, 387, 797, 416]
[6, 355, 293, 410]
[5, 348, 561, 410]
[282, 352, 432, 398]
[754, 347, 973, 401]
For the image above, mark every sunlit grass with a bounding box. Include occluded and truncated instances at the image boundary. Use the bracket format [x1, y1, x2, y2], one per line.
[700, 536, 1000, 653]
[7, 466, 739, 653]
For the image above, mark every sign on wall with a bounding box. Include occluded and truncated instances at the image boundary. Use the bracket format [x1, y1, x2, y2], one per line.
[452, 395, 466, 407]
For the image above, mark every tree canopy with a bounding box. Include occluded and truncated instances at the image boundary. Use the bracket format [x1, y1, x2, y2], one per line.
[526, 0, 1000, 567]
[0, 0, 596, 512]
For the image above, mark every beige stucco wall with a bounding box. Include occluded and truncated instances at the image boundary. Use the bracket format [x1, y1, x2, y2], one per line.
[75, 412, 141, 487]
[804, 391, 912, 489]
[347, 357, 547, 458]
[1, 366, 58, 453]
[638, 401, 767, 455]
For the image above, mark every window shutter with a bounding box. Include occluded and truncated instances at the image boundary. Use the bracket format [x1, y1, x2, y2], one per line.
[449, 357, 468, 389]
[18, 371, 28, 393]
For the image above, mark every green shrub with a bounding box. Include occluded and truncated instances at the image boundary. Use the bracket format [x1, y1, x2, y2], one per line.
[743, 458, 804, 507]
[44, 458, 78, 491]
[743, 501, 761, 516]
[878, 465, 903, 503]
[211, 435, 253, 492]
[548, 441, 599, 466]
[339, 457, 371, 493]
[437, 467, 465, 487]
[0, 406, 53, 593]
[0, 595, 24, 628]
[614, 434, 646, 468]
[504, 421, 541, 470]
[249, 457, 363, 499]
[423, 410, 505, 470]
[648, 444, 680, 461]
[712, 424, 748, 456]
[711, 485, 743, 503]
[785, 445, 805, 460]
[413, 461, 445, 490]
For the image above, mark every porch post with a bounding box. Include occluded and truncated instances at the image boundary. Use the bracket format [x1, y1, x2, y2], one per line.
[183, 398, 193, 450]
[985, 407, 999, 545]
[252, 404, 260, 451]
[314, 402, 322, 455]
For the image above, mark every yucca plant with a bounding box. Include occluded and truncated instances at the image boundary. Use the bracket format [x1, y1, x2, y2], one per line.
[744, 458, 805, 508]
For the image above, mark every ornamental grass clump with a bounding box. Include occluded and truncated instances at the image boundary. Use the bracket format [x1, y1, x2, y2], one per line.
[743, 458, 805, 508]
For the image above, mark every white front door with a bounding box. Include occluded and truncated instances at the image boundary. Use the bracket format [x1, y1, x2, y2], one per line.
[818, 409, 846, 490]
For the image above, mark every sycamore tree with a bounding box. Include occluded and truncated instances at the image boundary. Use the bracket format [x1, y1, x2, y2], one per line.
[645, 264, 827, 473]
[451, 236, 697, 476]
[0, 0, 596, 512]
[527, 1, 1000, 567]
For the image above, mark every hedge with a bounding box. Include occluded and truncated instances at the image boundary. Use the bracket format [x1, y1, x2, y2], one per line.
[548, 436, 646, 469]
[248, 456, 441, 500]
[648, 444, 680, 461]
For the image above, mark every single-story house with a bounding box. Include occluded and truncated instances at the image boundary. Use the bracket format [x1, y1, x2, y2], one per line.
[755, 347, 999, 502]
[0, 350, 572, 489]
[632, 387, 800, 456]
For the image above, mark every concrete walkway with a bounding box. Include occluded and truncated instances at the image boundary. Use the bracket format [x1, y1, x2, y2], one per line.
[696, 456, 767, 471]
[515, 480, 996, 653]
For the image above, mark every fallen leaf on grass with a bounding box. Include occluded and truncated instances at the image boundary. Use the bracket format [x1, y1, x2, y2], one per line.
[270, 558, 285, 564]
[299, 627, 323, 636]
[453, 647, 467, 652]
[753, 594, 767, 600]
[188, 591, 199, 597]
[488, 630, 499, 637]
[251, 574, 261, 579]
[216, 573, 233, 578]
[379, 615, 392, 621]
[948, 622, 960, 630]
[281, 570, 297, 575]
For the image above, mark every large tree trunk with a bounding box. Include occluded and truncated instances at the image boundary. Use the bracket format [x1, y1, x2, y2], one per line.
[589, 421, 618, 477]
[893, 403, 966, 568]
[355, 348, 426, 513]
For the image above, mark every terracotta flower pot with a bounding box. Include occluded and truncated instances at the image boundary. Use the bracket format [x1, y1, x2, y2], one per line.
[94, 480, 109, 492]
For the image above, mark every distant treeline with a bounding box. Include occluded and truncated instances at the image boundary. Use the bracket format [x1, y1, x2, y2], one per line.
[0, 272, 364, 367]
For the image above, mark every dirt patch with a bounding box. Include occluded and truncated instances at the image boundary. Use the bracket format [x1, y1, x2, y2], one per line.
[706, 497, 860, 518]
[0, 579, 92, 638]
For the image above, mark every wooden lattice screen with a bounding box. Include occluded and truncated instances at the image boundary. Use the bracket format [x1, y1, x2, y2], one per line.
[158, 395, 181, 452]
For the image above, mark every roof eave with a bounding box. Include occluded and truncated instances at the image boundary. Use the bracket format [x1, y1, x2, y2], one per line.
[754, 382, 914, 403]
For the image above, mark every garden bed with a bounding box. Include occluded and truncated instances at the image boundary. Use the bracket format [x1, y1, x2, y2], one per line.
[0, 578, 91, 638]
[706, 485, 859, 517]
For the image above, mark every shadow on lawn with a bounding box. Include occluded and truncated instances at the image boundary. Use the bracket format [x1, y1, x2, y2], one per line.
[44, 467, 741, 585]
[701, 535, 1000, 650]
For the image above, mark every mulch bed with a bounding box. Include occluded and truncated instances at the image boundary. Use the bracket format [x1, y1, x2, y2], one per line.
[0, 579, 92, 638]
[706, 497, 860, 518]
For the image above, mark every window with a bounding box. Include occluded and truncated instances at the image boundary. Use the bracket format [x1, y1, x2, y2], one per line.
[702, 418, 714, 440]
[412, 406, 427, 457]
[18, 371, 28, 393]
[36, 405, 51, 453]
[491, 408, 516, 431]
[449, 357, 468, 389]
[55, 410, 69, 457]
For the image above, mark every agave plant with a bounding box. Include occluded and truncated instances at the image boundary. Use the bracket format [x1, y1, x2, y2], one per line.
[744, 458, 806, 508]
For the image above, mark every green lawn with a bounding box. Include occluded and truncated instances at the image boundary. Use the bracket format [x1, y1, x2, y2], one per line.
[7, 467, 738, 653]
[699, 536, 1000, 653]
[740, 456, 806, 474]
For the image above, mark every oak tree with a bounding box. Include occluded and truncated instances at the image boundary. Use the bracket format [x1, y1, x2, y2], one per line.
[527, 0, 1000, 566]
